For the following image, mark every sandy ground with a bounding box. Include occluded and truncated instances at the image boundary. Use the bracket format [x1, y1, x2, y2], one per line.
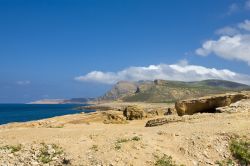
[0, 102, 249, 166]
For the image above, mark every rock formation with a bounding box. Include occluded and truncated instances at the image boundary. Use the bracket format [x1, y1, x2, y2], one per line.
[175, 93, 249, 116]
[145, 116, 182, 127]
[103, 111, 127, 124]
[123, 105, 145, 120]
[216, 99, 250, 113]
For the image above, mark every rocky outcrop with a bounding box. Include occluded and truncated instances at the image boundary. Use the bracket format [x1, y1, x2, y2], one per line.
[164, 108, 174, 115]
[103, 111, 127, 124]
[123, 105, 145, 120]
[98, 81, 138, 101]
[175, 93, 249, 116]
[145, 116, 182, 127]
[216, 99, 250, 113]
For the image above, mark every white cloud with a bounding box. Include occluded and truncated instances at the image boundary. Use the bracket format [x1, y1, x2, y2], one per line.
[215, 26, 239, 36]
[17, 80, 31, 85]
[196, 34, 250, 65]
[75, 62, 250, 85]
[197, 19, 250, 65]
[238, 20, 250, 31]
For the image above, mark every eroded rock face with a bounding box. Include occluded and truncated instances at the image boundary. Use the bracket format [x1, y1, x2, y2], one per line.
[123, 105, 145, 120]
[145, 116, 182, 127]
[103, 111, 127, 124]
[216, 99, 250, 113]
[175, 93, 249, 116]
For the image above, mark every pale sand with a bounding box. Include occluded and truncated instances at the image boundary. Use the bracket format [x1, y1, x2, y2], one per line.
[0, 102, 249, 166]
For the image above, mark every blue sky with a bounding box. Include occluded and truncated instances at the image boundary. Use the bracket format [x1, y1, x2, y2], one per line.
[1, 0, 250, 103]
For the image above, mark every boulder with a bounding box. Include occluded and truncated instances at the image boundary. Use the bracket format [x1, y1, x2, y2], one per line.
[175, 93, 249, 116]
[123, 105, 145, 120]
[164, 108, 174, 115]
[145, 116, 182, 127]
[103, 111, 127, 124]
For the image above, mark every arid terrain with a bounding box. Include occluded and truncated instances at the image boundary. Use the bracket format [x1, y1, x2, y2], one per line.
[0, 93, 250, 166]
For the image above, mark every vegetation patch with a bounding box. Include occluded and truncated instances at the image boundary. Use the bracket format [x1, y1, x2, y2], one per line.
[114, 136, 141, 150]
[216, 137, 250, 166]
[114, 143, 121, 150]
[154, 154, 184, 166]
[38, 143, 64, 164]
[48, 125, 64, 128]
[0, 144, 22, 153]
[215, 159, 234, 166]
[230, 138, 250, 165]
[131, 136, 141, 141]
[90, 145, 98, 152]
[116, 138, 130, 144]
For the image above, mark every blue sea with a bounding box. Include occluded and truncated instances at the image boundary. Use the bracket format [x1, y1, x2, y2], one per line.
[0, 104, 95, 125]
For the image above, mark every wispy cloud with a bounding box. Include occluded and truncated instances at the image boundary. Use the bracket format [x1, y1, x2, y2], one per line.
[215, 26, 239, 36]
[227, 3, 240, 15]
[225, 0, 250, 15]
[17, 80, 31, 85]
[245, 0, 250, 9]
[196, 20, 250, 65]
[75, 61, 250, 85]
[238, 20, 250, 31]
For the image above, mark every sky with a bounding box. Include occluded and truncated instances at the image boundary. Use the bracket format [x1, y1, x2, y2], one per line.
[1, 0, 250, 103]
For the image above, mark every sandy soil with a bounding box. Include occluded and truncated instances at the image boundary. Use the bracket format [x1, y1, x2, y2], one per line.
[0, 102, 249, 166]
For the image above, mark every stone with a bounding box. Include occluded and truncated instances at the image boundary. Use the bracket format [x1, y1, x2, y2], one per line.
[145, 116, 182, 127]
[31, 161, 39, 165]
[123, 105, 145, 120]
[175, 93, 248, 116]
[216, 99, 250, 113]
[164, 108, 174, 115]
[102, 111, 127, 124]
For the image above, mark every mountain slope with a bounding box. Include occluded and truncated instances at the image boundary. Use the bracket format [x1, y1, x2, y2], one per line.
[98, 79, 250, 103]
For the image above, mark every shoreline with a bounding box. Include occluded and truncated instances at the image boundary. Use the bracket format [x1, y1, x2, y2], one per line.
[0, 99, 249, 165]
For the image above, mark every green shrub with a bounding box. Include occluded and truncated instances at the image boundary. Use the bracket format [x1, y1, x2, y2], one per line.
[230, 139, 250, 165]
[115, 143, 121, 150]
[215, 159, 234, 166]
[0, 144, 22, 153]
[155, 154, 179, 166]
[39, 143, 64, 164]
[132, 136, 141, 141]
[116, 138, 130, 143]
[90, 145, 98, 152]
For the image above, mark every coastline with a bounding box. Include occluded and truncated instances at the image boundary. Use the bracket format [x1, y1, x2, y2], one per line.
[0, 99, 249, 165]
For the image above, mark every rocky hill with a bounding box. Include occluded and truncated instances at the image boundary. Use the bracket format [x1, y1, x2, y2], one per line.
[29, 98, 94, 104]
[98, 79, 250, 103]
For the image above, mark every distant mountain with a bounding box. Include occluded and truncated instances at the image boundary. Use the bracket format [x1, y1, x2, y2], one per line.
[29, 98, 94, 104]
[97, 81, 139, 101]
[98, 79, 250, 103]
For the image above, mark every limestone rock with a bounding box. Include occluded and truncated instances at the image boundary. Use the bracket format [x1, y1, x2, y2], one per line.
[164, 108, 174, 115]
[175, 93, 249, 116]
[145, 116, 182, 127]
[216, 99, 250, 113]
[102, 111, 127, 124]
[123, 105, 145, 120]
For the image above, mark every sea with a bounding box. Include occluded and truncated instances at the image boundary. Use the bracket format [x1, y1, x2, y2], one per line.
[0, 104, 95, 125]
